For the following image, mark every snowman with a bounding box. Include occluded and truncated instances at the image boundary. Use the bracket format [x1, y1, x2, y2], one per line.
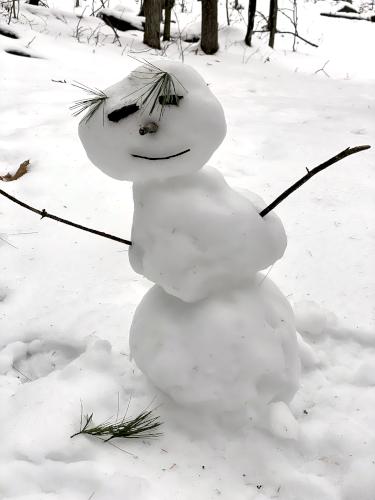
[78, 60, 301, 430]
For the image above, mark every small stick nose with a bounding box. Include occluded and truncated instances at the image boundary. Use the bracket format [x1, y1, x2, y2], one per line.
[139, 122, 158, 135]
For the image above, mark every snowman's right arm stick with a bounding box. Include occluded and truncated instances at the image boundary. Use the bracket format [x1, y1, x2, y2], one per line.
[259, 145, 371, 218]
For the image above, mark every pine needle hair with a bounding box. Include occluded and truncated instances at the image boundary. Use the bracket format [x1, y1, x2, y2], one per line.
[124, 59, 187, 121]
[70, 59, 187, 125]
[70, 81, 108, 124]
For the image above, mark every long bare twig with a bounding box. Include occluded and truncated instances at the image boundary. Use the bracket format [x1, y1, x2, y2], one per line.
[276, 30, 318, 48]
[0, 188, 132, 246]
[260, 145, 371, 217]
[252, 29, 318, 48]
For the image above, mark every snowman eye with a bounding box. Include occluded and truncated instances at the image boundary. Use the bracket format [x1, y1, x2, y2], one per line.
[158, 95, 183, 106]
[108, 103, 139, 122]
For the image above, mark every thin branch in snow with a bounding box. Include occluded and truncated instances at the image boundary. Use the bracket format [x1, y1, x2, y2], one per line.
[0, 234, 17, 249]
[315, 60, 330, 77]
[276, 30, 318, 48]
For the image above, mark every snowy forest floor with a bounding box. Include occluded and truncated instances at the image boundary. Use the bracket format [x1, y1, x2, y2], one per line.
[1, 0, 375, 499]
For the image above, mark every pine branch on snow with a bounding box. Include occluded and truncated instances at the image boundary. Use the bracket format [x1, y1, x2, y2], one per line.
[70, 407, 163, 441]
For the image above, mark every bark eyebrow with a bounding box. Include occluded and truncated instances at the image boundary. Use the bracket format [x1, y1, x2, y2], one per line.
[108, 103, 139, 122]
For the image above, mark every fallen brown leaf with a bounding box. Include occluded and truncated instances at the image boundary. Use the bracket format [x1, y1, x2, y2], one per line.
[0, 160, 30, 182]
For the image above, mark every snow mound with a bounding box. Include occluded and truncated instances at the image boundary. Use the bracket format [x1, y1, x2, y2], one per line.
[130, 166, 287, 302]
[78, 59, 226, 182]
[130, 277, 300, 416]
[294, 300, 338, 338]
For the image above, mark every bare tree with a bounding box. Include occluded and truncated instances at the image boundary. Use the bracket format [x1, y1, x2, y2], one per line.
[144, 0, 162, 49]
[163, 0, 174, 41]
[225, 0, 230, 25]
[268, 0, 278, 48]
[8, 0, 20, 22]
[245, 0, 257, 46]
[138, 0, 145, 16]
[201, 0, 218, 54]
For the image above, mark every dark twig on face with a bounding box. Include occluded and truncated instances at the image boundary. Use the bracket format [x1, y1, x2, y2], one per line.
[131, 148, 191, 160]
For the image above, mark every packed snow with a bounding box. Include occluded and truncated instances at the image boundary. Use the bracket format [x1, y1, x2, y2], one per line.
[130, 166, 287, 301]
[1, 0, 375, 499]
[130, 277, 300, 414]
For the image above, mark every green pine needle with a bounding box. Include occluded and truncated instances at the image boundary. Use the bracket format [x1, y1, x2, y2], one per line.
[70, 60, 186, 124]
[70, 406, 163, 442]
[124, 57, 186, 120]
[70, 81, 108, 124]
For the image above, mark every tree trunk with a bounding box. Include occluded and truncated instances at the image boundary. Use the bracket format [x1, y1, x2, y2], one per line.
[225, 0, 230, 25]
[245, 0, 257, 46]
[144, 0, 162, 49]
[163, 0, 174, 41]
[139, 0, 145, 16]
[201, 0, 218, 54]
[268, 0, 278, 48]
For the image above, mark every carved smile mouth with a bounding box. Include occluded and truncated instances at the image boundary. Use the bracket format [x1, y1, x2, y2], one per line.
[131, 148, 191, 161]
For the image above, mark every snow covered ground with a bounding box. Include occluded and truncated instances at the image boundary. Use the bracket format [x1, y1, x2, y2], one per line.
[1, 0, 374, 498]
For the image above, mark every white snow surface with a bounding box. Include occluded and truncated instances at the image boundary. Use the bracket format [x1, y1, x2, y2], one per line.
[79, 60, 227, 182]
[130, 277, 300, 414]
[1, 0, 375, 499]
[130, 166, 287, 301]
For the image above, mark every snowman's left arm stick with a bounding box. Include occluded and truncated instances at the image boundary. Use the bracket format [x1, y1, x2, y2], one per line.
[260, 145, 371, 218]
[0, 187, 132, 246]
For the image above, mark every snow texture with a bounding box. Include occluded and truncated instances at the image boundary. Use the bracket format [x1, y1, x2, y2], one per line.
[130, 166, 287, 301]
[130, 277, 300, 414]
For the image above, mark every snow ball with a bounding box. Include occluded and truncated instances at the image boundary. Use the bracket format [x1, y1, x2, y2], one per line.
[130, 277, 300, 417]
[130, 166, 287, 301]
[0, 341, 28, 373]
[78, 59, 226, 182]
[294, 300, 337, 338]
[296, 332, 320, 371]
[78, 338, 112, 371]
[268, 401, 299, 440]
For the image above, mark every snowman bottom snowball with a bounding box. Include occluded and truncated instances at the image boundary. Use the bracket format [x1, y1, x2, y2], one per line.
[130, 277, 301, 416]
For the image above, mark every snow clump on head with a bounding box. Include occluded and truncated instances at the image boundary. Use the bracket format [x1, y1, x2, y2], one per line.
[78, 59, 227, 183]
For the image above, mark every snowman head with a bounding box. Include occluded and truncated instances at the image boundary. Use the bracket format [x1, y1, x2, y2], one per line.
[78, 59, 227, 183]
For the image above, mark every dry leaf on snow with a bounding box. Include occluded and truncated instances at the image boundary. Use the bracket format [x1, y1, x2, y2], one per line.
[0, 160, 30, 182]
